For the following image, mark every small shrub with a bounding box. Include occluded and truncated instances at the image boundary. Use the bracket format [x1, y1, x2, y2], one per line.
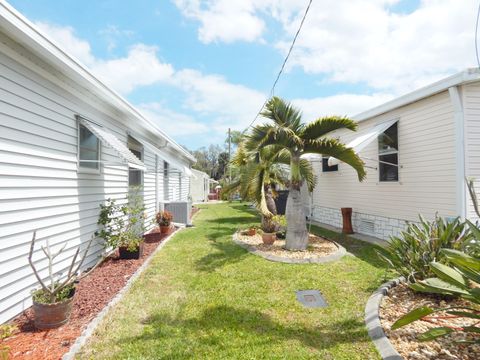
[156, 210, 173, 226]
[376, 215, 475, 282]
[32, 283, 75, 304]
[261, 216, 277, 233]
[0, 324, 17, 360]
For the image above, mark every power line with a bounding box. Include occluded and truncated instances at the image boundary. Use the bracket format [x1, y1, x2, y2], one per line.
[476, 0, 480, 68]
[243, 0, 313, 134]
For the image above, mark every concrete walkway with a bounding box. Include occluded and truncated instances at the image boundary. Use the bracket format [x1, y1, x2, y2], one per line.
[308, 219, 387, 247]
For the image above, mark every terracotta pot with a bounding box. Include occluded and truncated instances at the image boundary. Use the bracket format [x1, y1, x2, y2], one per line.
[261, 232, 276, 245]
[119, 241, 144, 259]
[33, 290, 75, 329]
[143, 228, 162, 243]
[247, 228, 256, 236]
[160, 225, 171, 234]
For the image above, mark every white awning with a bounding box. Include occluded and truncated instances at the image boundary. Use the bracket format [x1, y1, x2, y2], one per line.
[141, 140, 192, 176]
[328, 119, 398, 166]
[80, 119, 146, 170]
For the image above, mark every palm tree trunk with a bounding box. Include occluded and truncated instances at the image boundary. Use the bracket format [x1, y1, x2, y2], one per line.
[285, 185, 308, 250]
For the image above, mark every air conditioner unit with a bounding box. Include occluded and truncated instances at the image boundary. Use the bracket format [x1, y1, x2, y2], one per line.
[162, 201, 192, 225]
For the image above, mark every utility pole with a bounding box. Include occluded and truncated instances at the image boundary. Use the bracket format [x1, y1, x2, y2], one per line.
[228, 128, 231, 183]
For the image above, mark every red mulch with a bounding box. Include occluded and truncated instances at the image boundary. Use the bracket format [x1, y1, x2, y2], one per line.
[2, 229, 176, 360]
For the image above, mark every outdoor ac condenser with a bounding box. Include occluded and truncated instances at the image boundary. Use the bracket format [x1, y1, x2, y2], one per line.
[162, 201, 192, 225]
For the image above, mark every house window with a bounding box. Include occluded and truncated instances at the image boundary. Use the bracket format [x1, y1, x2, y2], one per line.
[78, 123, 100, 170]
[322, 156, 338, 172]
[378, 122, 399, 182]
[163, 161, 169, 200]
[128, 136, 143, 188]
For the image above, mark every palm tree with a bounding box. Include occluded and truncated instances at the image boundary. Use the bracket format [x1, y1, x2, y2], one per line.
[223, 144, 287, 226]
[245, 97, 366, 251]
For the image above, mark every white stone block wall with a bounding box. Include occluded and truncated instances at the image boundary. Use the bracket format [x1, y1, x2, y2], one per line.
[311, 206, 411, 240]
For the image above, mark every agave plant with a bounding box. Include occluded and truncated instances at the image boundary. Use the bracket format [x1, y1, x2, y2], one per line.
[392, 249, 480, 342]
[376, 215, 475, 282]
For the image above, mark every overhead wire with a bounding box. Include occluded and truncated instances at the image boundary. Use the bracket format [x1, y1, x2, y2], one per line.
[242, 0, 313, 135]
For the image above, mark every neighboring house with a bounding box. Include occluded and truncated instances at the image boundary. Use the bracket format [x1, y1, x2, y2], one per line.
[305, 68, 480, 241]
[190, 169, 213, 203]
[0, 2, 195, 324]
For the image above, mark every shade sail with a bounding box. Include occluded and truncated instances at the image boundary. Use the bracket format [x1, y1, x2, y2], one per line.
[141, 140, 192, 176]
[328, 119, 398, 166]
[80, 119, 146, 170]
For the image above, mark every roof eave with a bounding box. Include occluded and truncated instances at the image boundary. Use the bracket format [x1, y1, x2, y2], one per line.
[352, 68, 480, 122]
[0, 0, 196, 163]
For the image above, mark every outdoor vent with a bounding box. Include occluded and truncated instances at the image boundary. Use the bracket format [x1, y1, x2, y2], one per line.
[359, 219, 375, 235]
[162, 201, 192, 225]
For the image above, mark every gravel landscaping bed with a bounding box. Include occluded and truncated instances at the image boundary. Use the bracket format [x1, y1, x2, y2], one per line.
[2, 230, 176, 360]
[380, 283, 480, 360]
[235, 231, 343, 263]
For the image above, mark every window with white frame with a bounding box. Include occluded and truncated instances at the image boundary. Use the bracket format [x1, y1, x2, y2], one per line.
[127, 136, 143, 187]
[378, 122, 398, 182]
[78, 123, 100, 170]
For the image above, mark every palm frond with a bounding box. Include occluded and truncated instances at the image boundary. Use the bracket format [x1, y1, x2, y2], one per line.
[301, 116, 358, 140]
[303, 138, 366, 181]
[299, 159, 317, 192]
[261, 96, 303, 132]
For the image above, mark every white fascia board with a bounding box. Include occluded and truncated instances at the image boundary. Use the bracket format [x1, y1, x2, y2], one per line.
[353, 68, 480, 122]
[0, 0, 195, 164]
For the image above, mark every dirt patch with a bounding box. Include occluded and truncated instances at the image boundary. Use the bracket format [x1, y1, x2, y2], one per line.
[2, 229, 176, 360]
[380, 283, 480, 360]
[236, 232, 338, 260]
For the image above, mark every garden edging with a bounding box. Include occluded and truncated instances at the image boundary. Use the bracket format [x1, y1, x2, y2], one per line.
[62, 227, 185, 360]
[365, 278, 404, 360]
[232, 231, 347, 264]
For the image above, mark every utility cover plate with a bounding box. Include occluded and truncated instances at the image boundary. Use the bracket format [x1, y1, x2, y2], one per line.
[296, 290, 328, 308]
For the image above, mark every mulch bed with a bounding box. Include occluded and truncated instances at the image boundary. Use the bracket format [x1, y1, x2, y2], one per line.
[236, 232, 338, 260]
[2, 229, 176, 360]
[380, 283, 480, 360]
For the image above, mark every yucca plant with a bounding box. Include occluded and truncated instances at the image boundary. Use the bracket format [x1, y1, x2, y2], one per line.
[392, 249, 480, 342]
[376, 215, 474, 282]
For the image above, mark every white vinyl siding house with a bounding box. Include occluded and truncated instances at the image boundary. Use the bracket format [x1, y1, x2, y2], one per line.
[307, 69, 480, 240]
[0, 3, 194, 324]
[190, 169, 212, 203]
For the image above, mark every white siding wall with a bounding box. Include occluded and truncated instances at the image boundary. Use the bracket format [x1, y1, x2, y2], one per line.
[0, 37, 190, 323]
[310, 91, 457, 236]
[464, 83, 480, 221]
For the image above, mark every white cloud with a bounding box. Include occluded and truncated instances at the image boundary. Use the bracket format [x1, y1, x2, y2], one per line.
[139, 102, 209, 137]
[35, 22, 96, 66]
[292, 93, 395, 123]
[173, 0, 266, 43]
[275, 0, 477, 94]
[98, 25, 135, 52]
[92, 45, 174, 94]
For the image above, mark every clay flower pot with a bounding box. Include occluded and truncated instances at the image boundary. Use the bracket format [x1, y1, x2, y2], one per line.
[261, 232, 276, 245]
[160, 225, 171, 234]
[33, 290, 75, 329]
[247, 228, 256, 236]
[119, 242, 144, 259]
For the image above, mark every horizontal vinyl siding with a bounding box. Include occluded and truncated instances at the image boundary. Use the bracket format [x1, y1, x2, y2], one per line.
[0, 43, 132, 324]
[310, 91, 457, 222]
[464, 83, 480, 221]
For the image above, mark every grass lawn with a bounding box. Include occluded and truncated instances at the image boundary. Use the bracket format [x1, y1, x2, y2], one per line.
[79, 203, 389, 359]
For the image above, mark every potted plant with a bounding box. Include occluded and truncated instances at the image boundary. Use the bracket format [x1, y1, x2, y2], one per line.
[156, 210, 173, 234]
[260, 217, 277, 245]
[28, 232, 94, 329]
[97, 189, 146, 260]
[247, 227, 256, 236]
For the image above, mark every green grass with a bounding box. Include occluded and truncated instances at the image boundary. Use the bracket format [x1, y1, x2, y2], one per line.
[79, 203, 388, 360]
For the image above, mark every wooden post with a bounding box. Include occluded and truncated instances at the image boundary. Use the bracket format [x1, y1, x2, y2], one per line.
[341, 207, 354, 234]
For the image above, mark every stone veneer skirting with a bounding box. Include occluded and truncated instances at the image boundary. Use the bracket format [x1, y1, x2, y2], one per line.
[311, 206, 410, 240]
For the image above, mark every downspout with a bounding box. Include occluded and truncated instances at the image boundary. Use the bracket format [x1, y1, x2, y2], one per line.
[155, 154, 159, 212]
[448, 86, 466, 218]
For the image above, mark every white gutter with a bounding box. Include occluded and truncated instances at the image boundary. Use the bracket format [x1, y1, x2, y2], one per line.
[0, 0, 195, 163]
[353, 68, 480, 122]
[448, 86, 467, 218]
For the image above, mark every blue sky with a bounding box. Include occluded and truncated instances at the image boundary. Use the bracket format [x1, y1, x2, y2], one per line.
[8, 0, 477, 150]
